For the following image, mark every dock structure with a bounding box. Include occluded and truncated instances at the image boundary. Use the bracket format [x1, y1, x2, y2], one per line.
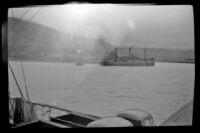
[160, 100, 193, 126]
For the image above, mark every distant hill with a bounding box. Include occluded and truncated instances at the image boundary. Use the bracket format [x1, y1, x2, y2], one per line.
[8, 17, 194, 63]
[8, 17, 114, 62]
[8, 17, 62, 59]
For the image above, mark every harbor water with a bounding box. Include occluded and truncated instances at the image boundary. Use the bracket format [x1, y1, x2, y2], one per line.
[9, 61, 194, 125]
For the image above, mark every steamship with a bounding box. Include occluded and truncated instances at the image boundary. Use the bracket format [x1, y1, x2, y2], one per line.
[101, 47, 155, 66]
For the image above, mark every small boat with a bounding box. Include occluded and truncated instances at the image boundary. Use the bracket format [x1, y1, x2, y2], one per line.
[75, 49, 84, 65]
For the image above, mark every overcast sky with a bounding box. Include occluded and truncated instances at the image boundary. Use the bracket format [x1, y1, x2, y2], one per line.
[8, 3, 194, 50]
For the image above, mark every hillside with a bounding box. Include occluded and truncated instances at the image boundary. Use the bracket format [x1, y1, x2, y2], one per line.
[8, 17, 114, 62]
[8, 17, 194, 63]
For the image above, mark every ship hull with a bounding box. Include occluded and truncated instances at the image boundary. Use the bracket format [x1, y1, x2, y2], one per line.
[101, 60, 155, 66]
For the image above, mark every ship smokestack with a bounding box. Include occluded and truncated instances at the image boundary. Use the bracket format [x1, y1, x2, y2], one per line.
[129, 47, 131, 57]
[115, 48, 118, 61]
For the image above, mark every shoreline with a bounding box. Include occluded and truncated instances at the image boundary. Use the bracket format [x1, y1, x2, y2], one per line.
[8, 57, 195, 64]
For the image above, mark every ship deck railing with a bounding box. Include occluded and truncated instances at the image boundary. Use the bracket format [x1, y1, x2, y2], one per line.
[9, 97, 100, 128]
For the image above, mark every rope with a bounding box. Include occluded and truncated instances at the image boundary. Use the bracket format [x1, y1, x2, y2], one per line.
[9, 8, 42, 101]
[8, 8, 32, 31]
[21, 61, 30, 101]
[9, 8, 26, 28]
[8, 63, 25, 99]
[9, 98, 15, 118]
[14, 8, 28, 19]
[14, 8, 42, 34]
[9, 7, 42, 101]
[8, 63, 32, 121]
[8, 7, 43, 123]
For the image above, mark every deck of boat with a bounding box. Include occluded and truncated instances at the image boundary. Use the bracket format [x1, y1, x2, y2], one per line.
[160, 100, 193, 126]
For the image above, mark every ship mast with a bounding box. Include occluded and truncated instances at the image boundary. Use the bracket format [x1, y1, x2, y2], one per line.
[144, 43, 146, 60]
[115, 48, 118, 61]
[129, 47, 132, 57]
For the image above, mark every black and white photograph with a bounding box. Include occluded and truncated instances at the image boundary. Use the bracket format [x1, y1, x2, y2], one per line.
[7, 2, 195, 128]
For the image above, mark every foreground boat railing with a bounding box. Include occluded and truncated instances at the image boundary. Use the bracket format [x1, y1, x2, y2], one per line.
[9, 97, 99, 127]
[32, 100, 100, 119]
[9, 97, 156, 127]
